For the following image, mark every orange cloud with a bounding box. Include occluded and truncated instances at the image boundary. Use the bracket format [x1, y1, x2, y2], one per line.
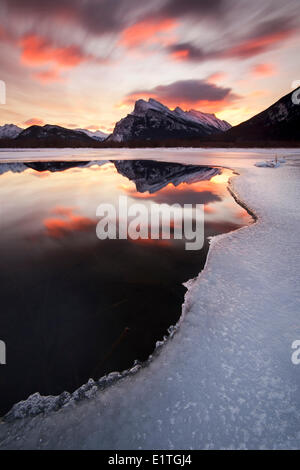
[44, 207, 95, 239]
[119, 19, 177, 48]
[19, 35, 88, 68]
[187, 99, 234, 114]
[17, 33, 108, 84]
[207, 72, 227, 83]
[171, 49, 189, 60]
[31, 171, 50, 178]
[24, 118, 45, 126]
[251, 63, 277, 77]
[204, 205, 217, 214]
[0, 26, 7, 40]
[121, 180, 223, 207]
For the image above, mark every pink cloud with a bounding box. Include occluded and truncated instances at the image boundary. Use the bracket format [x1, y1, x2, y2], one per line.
[24, 118, 45, 126]
[19, 35, 88, 68]
[119, 18, 178, 48]
[33, 68, 65, 83]
[251, 63, 277, 77]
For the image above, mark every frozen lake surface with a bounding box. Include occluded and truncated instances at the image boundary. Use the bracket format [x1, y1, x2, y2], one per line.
[0, 148, 300, 449]
[0, 146, 298, 167]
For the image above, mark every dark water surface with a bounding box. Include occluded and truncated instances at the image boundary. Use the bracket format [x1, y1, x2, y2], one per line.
[0, 159, 251, 415]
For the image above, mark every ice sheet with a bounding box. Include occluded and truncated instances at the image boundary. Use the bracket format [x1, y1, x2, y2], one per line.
[0, 147, 299, 168]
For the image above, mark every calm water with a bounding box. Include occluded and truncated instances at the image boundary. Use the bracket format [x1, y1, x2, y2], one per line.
[0, 159, 251, 415]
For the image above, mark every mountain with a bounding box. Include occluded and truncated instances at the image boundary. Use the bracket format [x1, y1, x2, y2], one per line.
[12, 124, 99, 147]
[223, 87, 300, 143]
[75, 128, 108, 141]
[172, 108, 231, 132]
[0, 162, 27, 175]
[1, 88, 298, 148]
[107, 98, 231, 143]
[0, 124, 22, 139]
[113, 160, 220, 193]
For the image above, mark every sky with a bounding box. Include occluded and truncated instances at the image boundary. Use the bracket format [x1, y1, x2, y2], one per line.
[0, 0, 299, 132]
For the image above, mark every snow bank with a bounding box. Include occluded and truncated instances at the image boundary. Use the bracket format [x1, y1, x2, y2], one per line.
[254, 158, 286, 168]
[0, 151, 300, 450]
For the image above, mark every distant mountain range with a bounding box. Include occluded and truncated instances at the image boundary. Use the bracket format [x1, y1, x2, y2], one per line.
[0, 124, 107, 147]
[0, 87, 299, 147]
[74, 128, 108, 141]
[0, 124, 23, 139]
[0, 160, 219, 189]
[0, 161, 108, 176]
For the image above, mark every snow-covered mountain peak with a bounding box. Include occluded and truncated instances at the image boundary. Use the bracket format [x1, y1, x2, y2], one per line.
[148, 98, 170, 111]
[173, 106, 186, 116]
[185, 109, 232, 131]
[107, 98, 233, 143]
[0, 124, 23, 139]
[190, 109, 216, 119]
[133, 98, 171, 116]
[130, 98, 231, 132]
[75, 128, 108, 141]
[43, 125, 59, 130]
[133, 99, 150, 115]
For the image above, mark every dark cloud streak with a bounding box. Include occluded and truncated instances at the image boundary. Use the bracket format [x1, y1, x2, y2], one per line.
[168, 16, 298, 62]
[159, 0, 226, 19]
[3, 0, 146, 35]
[2, 0, 299, 68]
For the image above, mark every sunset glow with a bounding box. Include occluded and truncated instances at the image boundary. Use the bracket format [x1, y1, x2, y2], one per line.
[0, 0, 299, 130]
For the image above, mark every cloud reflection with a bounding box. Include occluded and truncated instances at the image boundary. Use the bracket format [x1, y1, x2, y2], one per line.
[44, 206, 95, 239]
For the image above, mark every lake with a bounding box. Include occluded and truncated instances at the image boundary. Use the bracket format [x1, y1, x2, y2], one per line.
[0, 158, 252, 416]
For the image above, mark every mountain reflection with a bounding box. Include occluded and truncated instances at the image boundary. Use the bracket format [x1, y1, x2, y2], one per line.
[113, 159, 221, 193]
[0, 159, 220, 189]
